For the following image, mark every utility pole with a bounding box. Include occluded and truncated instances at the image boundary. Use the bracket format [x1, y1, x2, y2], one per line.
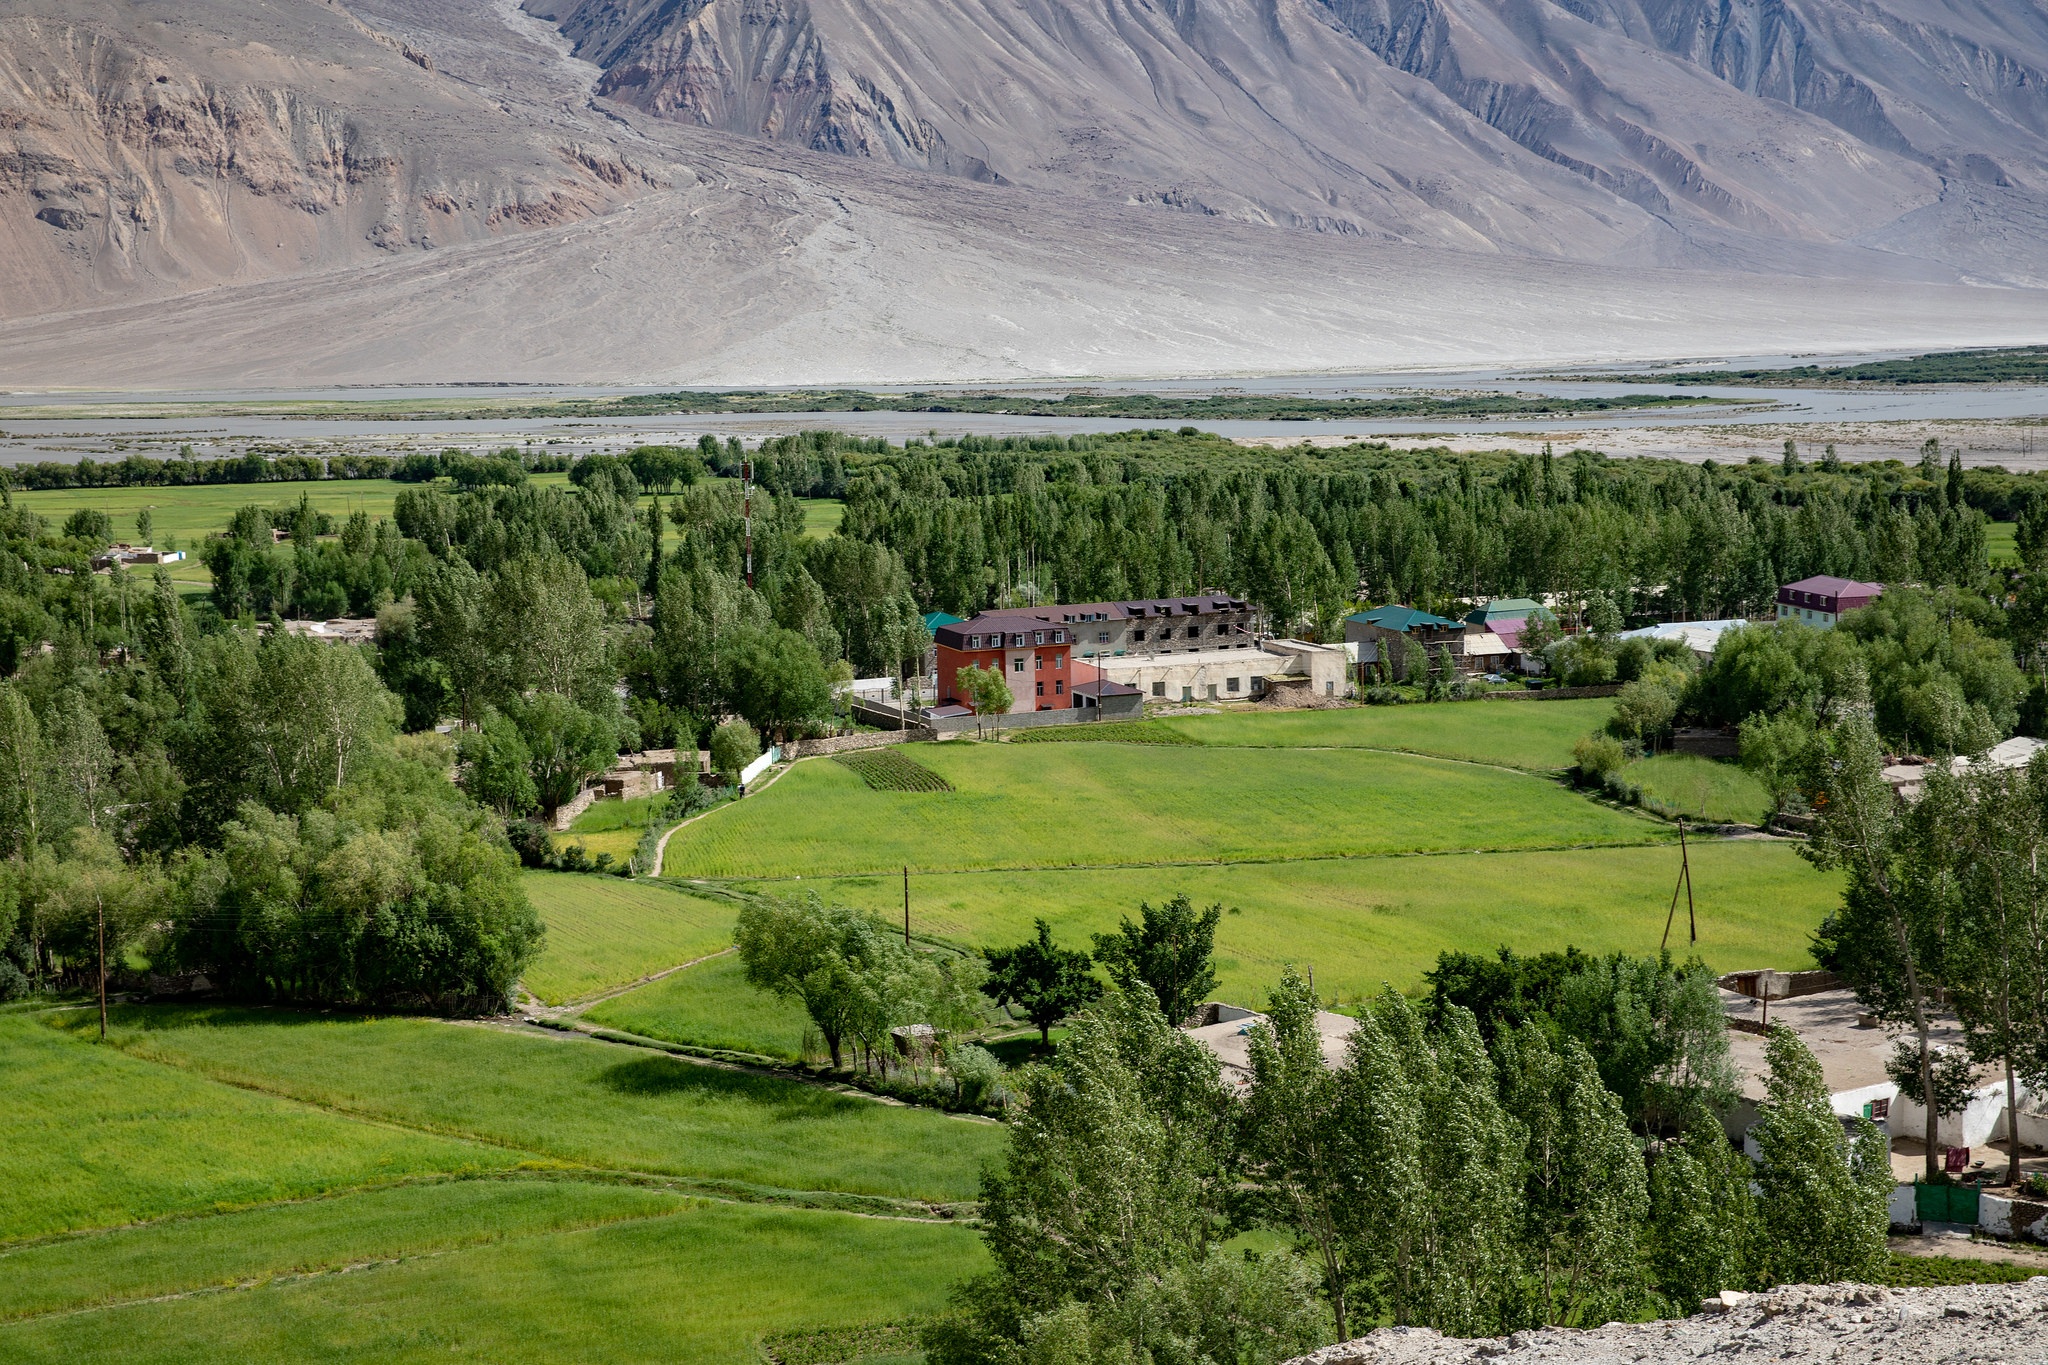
[96, 894, 107, 1042]
[742, 449, 754, 590]
[1660, 818, 1697, 951]
[903, 865, 911, 947]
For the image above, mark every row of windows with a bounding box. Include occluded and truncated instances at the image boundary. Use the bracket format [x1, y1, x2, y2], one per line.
[1035, 680, 1066, 697]
[1149, 677, 1250, 698]
[964, 629, 1068, 648]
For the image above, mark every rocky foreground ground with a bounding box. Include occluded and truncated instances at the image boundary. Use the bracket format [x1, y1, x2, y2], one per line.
[1289, 1281, 2048, 1365]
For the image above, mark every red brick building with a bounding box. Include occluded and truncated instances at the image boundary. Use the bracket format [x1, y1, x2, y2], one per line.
[933, 612, 1076, 713]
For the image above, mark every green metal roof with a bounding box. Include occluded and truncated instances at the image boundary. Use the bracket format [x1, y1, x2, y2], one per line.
[1346, 604, 1461, 631]
[1464, 598, 1554, 625]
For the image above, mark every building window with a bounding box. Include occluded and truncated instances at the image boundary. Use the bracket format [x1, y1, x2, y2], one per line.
[1227, 677, 1240, 693]
[1152, 681, 1165, 697]
[1036, 681, 1044, 697]
[1013, 658, 1025, 672]
[1134, 630, 1147, 642]
[1054, 630, 1066, 643]
[1035, 655, 1043, 670]
[969, 635, 981, 649]
[1098, 631, 1110, 643]
[1054, 656, 1063, 669]
[1034, 631, 1046, 646]
[1055, 680, 1064, 696]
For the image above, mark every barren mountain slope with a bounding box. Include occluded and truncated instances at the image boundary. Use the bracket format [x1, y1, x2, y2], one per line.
[539, 0, 2048, 279]
[3, 118, 2044, 388]
[0, 0, 659, 318]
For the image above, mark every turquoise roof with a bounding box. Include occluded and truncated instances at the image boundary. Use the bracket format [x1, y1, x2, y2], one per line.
[1465, 598, 1554, 625]
[1347, 604, 1460, 632]
[923, 611, 964, 631]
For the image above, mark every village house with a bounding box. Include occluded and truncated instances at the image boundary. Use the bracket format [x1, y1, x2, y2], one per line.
[1776, 575, 1884, 628]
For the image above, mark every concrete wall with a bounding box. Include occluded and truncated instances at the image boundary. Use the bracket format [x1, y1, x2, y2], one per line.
[1480, 684, 1626, 701]
[1100, 648, 1287, 703]
[1890, 1078, 2034, 1150]
[1265, 639, 1351, 700]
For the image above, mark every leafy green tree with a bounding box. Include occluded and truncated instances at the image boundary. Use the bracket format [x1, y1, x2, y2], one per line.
[62, 508, 113, 547]
[1803, 715, 1949, 1178]
[42, 688, 115, 835]
[136, 567, 189, 702]
[1751, 1026, 1892, 1287]
[733, 892, 886, 1068]
[923, 990, 1309, 1365]
[506, 692, 617, 816]
[1738, 709, 1817, 814]
[709, 719, 760, 784]
[415, 558, 492, 724]
[1091, 894, 1222, 1025]
[1609, 677, 1677, 747]
[456, 707, 538, 816]
[982, 919, 1101, 1046]
[1243, 967, 1357, 1339]
[1335, 990, 1524, 1336]
[957, 664, 1014, 729]
[718, 624, 832, 742]
[372, 595, 450, 732]
[489, 554, 610, 705]
[1494, 1025, 1649, 1327]
[0, 683, 46, 856]
[1647, 1102, 1757, 1308]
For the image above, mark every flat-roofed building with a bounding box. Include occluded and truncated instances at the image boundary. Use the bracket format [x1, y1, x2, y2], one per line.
[1055, 592, 1255, 659]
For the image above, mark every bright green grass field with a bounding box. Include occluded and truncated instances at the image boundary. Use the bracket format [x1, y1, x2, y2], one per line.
[1155, 698, 1615, 770]
[77, 1008, 1001, 1204]
[0, 1178, 687, 1323]
[804, 839, 1835, 1002]
[13, 479, 411, 547]
[584, 952, 813, 1062]
[0, 1012, 516, 1244]
[0, 1197, 982, 1365]
[1625, 754, 1774, 825]
[661, 742, 1668, 880]
[520, 873, 736, 1005]
[1989, 521, 2017, 567]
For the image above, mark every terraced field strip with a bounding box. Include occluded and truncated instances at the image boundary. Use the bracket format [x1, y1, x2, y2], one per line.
[833, 748, 954, 791]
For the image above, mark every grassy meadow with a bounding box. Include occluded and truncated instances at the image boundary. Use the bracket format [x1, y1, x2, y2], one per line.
[67, 1007, 1002, 1204]
[583, 951, 814, 1062]
[803, 838, 1834, 1002]
[1624, 753, 1774, 826]
[519, 873, 738, 1006]
[1, 1196, 981, 1364]
[1152, 698, 1613, 769]
[658, 739, 1670, 880]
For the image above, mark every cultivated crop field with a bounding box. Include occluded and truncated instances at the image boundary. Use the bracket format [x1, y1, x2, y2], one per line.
[834, 748, 955, 791]
[519, 873, 739, 1005]
[658, 699, 1836, 1003]
[660, 738, 1669, 879]
[583, 951, 814, 1062]
[799, 838, 1833, 1002]
[1623, 753, 1775, 826]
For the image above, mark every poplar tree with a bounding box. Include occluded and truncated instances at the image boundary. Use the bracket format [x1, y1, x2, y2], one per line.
[1647, 1101, 1757, 1308]
[1752, 1027, 1892, 1286]
[1495, 1025, 1649, 1327]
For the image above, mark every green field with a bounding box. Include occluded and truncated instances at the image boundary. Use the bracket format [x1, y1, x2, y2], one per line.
[1625, 754, 1773, 825]
[0, 1189, 979, 1363]
[71, 1008, 1002, 1205]
[1, 1012, 515, 1244]
[553, 796, 668, 865]
[583, 951, 814, 1062]
[1990, 520, 2017, 567]
[1154, 699, 1613, 769]
[5, 1003, 991, 1362]
[520, 873, 737, 1005]
[808, 838, 1833, 1002]
[659, 741, 1669, 880]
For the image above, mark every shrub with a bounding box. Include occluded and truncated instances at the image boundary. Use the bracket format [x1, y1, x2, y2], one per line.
[1574, 733, 1627, 784]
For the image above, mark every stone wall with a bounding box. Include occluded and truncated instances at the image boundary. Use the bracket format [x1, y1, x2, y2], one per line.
[785, 728, 937, 758]
[1480, 684, 1626, 701]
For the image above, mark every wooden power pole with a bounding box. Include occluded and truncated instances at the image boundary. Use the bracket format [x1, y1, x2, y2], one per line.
[1660, 818, 1697, 951]
[903, 866, 911, 946]
[96, 895, 108, 1042]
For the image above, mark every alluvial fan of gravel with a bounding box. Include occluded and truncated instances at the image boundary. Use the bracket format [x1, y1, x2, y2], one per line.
[1289, 1281, 2048, 1365]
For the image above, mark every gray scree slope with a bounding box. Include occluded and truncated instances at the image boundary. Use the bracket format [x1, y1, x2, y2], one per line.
[1, 0, 2045, 383]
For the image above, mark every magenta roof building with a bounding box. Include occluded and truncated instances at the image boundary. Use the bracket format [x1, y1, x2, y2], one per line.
[1775, 575, 1883, 628]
